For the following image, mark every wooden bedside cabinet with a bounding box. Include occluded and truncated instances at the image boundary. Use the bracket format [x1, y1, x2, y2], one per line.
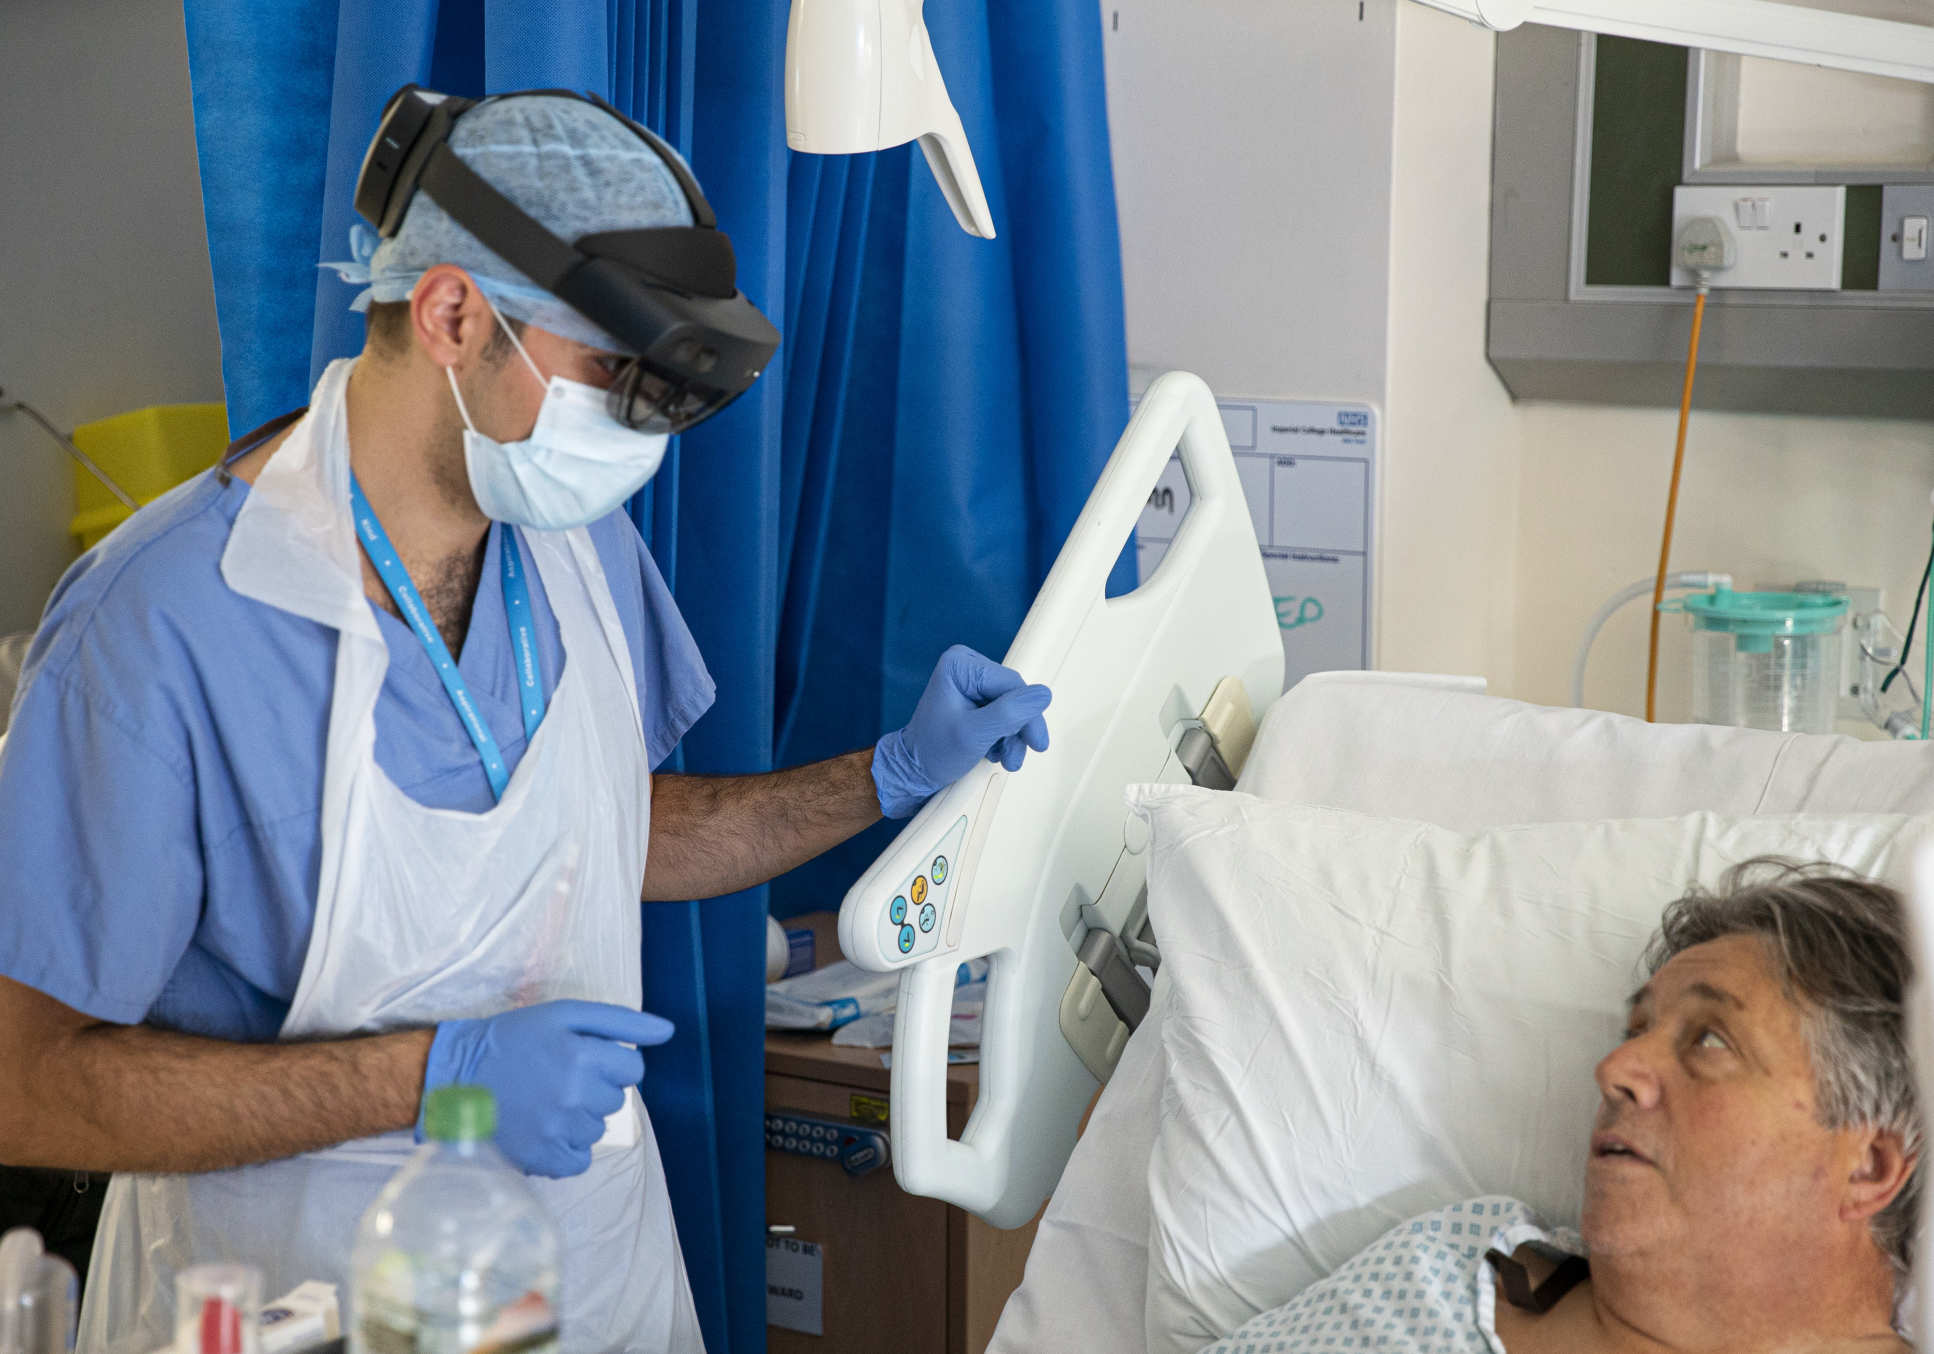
[763, 917, 1039, 1354]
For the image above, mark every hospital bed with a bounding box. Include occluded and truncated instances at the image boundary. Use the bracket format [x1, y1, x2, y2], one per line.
[985, 674, 1934, 1352]
[837, 371, 1934, 1352]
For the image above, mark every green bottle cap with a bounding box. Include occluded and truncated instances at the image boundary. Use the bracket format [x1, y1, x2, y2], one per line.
[423, 1085, 496, 1144]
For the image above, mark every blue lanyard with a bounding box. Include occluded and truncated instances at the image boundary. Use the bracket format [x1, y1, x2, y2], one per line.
[349, 475, 545, 801]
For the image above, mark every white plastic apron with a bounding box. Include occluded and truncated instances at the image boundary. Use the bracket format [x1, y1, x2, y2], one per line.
[79, 359, 703, 1354]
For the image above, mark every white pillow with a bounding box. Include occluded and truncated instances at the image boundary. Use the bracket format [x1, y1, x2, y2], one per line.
[1133, 784, 1930, 1354]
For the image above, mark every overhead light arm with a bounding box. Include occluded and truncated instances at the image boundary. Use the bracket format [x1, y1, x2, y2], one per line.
[784, 0, 997, 239]
[1413, 0, 1934, 84]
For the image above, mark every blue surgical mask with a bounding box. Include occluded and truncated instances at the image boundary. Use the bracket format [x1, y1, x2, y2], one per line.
[448, 305, 670, 529]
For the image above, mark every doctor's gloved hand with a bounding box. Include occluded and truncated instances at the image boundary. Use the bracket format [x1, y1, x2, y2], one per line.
[422, 999, 675, 1178]
[872, 645, 1052, 820]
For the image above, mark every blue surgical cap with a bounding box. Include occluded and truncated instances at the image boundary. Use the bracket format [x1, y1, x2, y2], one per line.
[324, 93, 695, 353]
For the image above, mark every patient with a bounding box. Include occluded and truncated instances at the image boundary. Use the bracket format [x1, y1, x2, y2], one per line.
[1200, 859, 1921, 1353]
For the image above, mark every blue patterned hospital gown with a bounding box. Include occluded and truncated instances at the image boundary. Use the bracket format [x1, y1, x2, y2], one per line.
[1196, 1197, 1583, 1353]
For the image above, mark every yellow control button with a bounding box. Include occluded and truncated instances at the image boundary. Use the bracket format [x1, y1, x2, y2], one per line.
[911, 876, 929, 905]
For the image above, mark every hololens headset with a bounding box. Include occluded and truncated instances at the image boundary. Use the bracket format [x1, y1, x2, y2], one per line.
[354, 85, 780, 435]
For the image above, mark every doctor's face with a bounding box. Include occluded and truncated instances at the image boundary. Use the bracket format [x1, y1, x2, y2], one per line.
[1581, 934, 1867, 1268]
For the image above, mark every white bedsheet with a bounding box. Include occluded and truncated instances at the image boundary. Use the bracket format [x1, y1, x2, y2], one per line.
[986, 671, 1934, 1354]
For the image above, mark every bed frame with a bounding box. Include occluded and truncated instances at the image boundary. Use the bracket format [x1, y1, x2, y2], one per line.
[837, 371, 1284, 1227]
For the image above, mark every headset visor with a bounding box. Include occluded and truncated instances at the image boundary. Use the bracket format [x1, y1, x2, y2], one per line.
[607, 358, 745, 435]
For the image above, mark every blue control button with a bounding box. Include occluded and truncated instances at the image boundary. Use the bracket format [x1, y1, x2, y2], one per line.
[932, 856, 949, 884]
[898, 925, 916, 954]
[919, 902, 937, 933]
[890, 895, 908, 925]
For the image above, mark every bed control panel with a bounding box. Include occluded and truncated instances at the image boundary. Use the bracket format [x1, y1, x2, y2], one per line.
[764, 1112, 891, 1177]
[872, 815, 968, 964]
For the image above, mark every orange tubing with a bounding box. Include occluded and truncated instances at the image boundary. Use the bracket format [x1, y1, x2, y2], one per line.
[1645, 288, 1708, 723]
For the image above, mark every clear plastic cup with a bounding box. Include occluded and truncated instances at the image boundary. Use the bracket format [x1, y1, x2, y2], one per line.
[174, 1263, 262, 1354]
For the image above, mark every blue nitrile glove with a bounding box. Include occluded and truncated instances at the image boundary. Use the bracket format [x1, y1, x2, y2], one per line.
[422, 999, 675, 1178]
[872, 645, 1053, 819]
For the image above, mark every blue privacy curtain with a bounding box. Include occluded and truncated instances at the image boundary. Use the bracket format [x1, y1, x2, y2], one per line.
[180, 2, 1129, 1350]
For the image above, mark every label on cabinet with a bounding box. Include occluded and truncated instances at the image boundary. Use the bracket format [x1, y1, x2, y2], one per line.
[767, 1236, 825, 1335]
[849, 1093, 890, 1126]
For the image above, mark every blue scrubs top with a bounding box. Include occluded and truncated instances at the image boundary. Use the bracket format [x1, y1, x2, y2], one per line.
[0, 431, 714, 1043]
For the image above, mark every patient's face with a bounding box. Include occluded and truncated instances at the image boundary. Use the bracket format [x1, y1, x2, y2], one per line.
[1582, 934, 1855, 1265]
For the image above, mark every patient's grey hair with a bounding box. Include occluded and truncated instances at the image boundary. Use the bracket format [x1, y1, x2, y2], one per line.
[1642, 858, 1921, 1284]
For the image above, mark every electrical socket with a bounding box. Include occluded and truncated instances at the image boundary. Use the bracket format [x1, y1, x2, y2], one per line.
[1671, 186, 1846, 290]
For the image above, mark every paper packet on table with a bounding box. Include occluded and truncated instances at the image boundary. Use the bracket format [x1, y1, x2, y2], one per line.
[765, 957, 988, 1033]
[830, 979, 984, 1050]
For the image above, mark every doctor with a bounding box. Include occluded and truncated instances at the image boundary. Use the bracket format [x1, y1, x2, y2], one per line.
[0, 90, 1050, 1353]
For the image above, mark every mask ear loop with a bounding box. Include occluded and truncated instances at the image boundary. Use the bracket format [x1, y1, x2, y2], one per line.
[445, 367, 479, 431]
[442, 283, 550, 433]
[476, 288, 550, 392]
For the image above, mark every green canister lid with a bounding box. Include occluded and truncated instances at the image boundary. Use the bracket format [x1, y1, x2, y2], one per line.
[423, 1084, 497, 1144]
[1659, 588, 1848, 655]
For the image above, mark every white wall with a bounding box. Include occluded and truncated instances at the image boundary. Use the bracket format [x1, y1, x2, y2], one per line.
[1730, 55, 1934, 167]
[1382, 8, 1522, 688]
[1103, 0, 1396, 407]
[1386, 5, 1934, 724]
[1515, 394, 1934, 723]
[0, 0, 223, 637]
[1105, 0, 1526, 689]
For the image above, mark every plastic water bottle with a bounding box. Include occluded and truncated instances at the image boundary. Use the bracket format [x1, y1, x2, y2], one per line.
[0, 1228, 77, 1354]
[350, 1086, 560, 1354]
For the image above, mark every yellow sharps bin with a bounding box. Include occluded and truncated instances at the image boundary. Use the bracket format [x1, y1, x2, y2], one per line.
[68, 403, 230, 551]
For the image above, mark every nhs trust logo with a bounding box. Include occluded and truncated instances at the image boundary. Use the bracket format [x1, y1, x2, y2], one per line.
[1337, 409, 1370, 430]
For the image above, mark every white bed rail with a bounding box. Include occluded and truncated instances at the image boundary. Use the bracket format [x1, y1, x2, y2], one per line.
[838, 371, 1284, 1227]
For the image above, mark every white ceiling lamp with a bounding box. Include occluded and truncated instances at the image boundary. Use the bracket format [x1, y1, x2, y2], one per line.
[784, 0, 998, 239]
[1415, 0, 1934, 84]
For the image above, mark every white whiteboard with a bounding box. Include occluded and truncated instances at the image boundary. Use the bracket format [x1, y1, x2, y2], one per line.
[1135, 395, 1378, 686]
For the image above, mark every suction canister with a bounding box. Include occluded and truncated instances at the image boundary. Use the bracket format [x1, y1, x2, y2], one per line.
[1661, 587, 1848, 734]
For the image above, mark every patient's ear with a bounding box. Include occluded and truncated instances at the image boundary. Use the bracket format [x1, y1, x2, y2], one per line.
[1841, 1128, 1915, 1224]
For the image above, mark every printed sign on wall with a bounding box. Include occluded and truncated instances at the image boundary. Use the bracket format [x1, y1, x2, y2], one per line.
[1134, 396, 1377, 687]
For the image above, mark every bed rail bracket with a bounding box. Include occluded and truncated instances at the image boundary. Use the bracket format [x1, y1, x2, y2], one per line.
[1077, 927, 1150, 1027]
[1059, 925, 1152, 1082]
[1176, 725, 1236, 790]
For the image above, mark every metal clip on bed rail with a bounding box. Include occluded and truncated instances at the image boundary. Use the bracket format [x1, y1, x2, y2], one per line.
[1057, 690, 1258, 1082]
[1176, 724, 1235, 791]
[1074, 930, 1149, 1024]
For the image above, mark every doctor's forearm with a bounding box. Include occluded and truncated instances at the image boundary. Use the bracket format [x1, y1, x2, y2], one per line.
[0, 975, 432, 1173]
[642, 750, 881, 901]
